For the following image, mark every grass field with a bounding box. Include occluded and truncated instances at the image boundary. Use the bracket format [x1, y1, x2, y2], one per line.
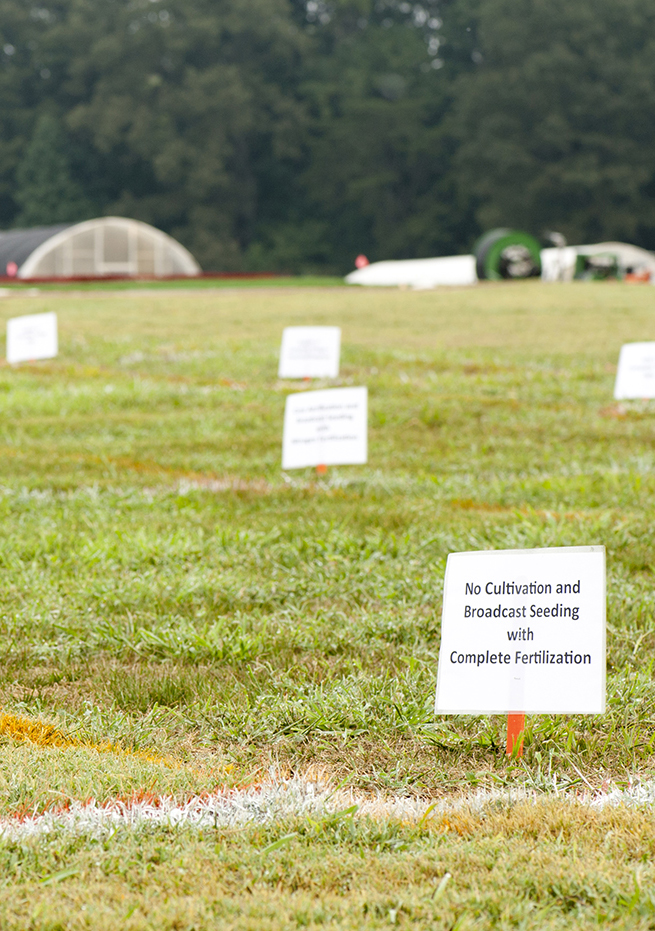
[2, 280, 655, 928]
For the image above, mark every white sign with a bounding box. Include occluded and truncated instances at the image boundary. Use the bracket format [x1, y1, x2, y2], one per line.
[435, 546, 606, 714]
[6, 311, 58, 364]
[278, 327, 341, 379]
[614, 342, 655, 399]
[282, 386, 367, 469]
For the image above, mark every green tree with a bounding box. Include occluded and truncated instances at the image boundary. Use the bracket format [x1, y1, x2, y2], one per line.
[453, 0, 655, 247]
[278, 0, 475, 270]
[14, 113, 92, 226]
[0, 0, 472, 269]
[56, 0, 310, 270]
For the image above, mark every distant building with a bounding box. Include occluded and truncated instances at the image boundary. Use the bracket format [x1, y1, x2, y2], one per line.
[0, 216, 200, 279]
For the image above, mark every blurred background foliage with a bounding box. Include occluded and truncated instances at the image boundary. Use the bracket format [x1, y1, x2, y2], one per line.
[0, 0, 654, 272]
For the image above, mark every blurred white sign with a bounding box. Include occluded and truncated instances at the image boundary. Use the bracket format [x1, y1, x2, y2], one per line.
[435, 546, 606, 714]
[282, 386, 367, 469]
[278, 326, 341, 379]
[7, 311, 58, 364]
[614, 342, 655, 399]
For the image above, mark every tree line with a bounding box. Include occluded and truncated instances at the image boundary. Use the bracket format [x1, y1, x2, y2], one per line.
[1, 0, 654, 272]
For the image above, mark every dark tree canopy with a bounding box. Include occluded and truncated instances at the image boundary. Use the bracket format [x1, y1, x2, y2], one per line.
[453, 0, 655, 248]
[0, 0, 654, 271]
[14, 113, 92, 226]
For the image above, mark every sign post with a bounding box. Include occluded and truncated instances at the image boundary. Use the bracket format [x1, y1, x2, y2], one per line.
[506, 713, 525, 756]
[435, 546, 606, 754]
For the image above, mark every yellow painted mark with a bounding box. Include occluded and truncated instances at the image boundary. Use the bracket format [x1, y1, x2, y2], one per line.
[0, 713, 73, 749]
[0, 711, 205, 773]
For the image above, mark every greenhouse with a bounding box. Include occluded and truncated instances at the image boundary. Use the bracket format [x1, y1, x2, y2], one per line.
[0, 217, 200, 279]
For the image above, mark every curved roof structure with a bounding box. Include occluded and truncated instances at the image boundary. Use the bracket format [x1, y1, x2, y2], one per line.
[0, 217, 200, 279]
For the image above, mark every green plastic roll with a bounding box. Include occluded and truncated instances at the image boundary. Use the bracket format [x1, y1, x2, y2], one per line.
[474, 228, 542, 280]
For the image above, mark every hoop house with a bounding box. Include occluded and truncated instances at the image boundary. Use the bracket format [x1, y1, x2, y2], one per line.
[0, 217, 200, 279]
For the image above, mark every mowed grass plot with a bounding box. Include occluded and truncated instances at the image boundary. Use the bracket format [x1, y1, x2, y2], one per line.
[1, 280, 655, 928]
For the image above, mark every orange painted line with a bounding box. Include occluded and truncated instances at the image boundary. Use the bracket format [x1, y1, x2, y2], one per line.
[0, 446, 271, 490]
[0, 715, 320, 822]
[0, 358, 245, 389]
[7, 784, 238, 823]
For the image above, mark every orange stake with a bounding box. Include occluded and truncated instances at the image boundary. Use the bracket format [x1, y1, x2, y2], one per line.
[506, 713, 525, 757]
[316, 464, 327, 476]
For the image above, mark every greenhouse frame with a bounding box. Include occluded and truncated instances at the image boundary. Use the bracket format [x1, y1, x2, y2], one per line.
[0, 217, 200, 279]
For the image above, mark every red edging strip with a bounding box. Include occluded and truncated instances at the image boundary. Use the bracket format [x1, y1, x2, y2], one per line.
[0, 272, 282, 285]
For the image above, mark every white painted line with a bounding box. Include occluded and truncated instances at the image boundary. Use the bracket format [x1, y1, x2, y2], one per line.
[1, 775, 655, 841]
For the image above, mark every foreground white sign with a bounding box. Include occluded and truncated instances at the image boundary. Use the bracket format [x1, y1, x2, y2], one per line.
[435, 545, 606, 714]
[614, 342, 655, 399]
[6, 311, 58, 364]
[278, 327, 341, 379]
[282, 386, 367, 469]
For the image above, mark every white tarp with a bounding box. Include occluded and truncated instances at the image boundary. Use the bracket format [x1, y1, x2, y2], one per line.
[541, 242, 655, 282]
[345, 254, 477, 289]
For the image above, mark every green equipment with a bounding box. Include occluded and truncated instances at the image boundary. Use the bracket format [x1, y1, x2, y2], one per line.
[574, 253, 620, 280]
[474, 228, 542, 280]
